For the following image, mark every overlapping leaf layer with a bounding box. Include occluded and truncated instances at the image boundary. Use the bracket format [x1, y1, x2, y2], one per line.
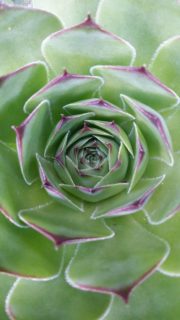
[0, 1, 179, 319]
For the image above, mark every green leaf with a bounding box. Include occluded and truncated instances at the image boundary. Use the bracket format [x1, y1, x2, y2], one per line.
[105, 272, 180, 320]
[33, 0, 100, 26]
[86, 119, 133, 156]
[63, 98, 134, 123]
[6, 273, 110, 320]
[61, 182, 128, 203]
[97, 0, 180, 65]
[150, 36, 180, 96]
[0, 273, 14, 320]
[67, 217, 168, 301]
[136, 210, 180, 275]
[93, 176, 164, 219]
[42, 15, 135, 75]
[0, 142, 50, 225]
[144, 153, 180, 223]
[20, 201, 113, 247]
[0, 62, 47, 143]
[0, 6, 62, 76]
[24, 71, 103, 119]
[14, 101, 53, 184]
[91, 65, 178, 110]
[122, 95, 173, 166]
[128, 123, 149, 192]
[166, 105, 180, 152]
[36, 155, 83, 212]
[45, 112, 94, 157]
[0, 213, 62, 278]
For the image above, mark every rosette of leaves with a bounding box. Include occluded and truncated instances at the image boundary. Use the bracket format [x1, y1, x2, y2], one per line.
[0, 1, 180, 319]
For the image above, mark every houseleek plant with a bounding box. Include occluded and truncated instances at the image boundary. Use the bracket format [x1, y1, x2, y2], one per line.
[0, 0, 179, 319]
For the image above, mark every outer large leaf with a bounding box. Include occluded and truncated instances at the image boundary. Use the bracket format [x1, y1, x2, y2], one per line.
[33, 0, 100, 26]
[67, 217, 168, 301]
[105, 272, 180, 320]
[6, 274, 110, 320]
[0, 213, 62, 278]
[150, 35, 180, 95]
[91, 66, 178, 110]
[0, 5, 62, 76]
[97, 0, 180, 65]
[20, 201, 114, 247]
[0, 62, 47, 143]
[0, 142, 50, 225]
[135, 210, 180, 275]
[0, 274, 14, 320]
[24, 71, 103, 121]
[42, 15, 135, 75]
[144, 153, 180, 223]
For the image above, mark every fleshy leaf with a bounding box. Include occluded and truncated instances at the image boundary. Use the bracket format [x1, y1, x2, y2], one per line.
[33, 0, 100, 26]
[13, 101, 53, 184]
[97, 0, 180, 65]
[67, 217, 168, 302]
[61, 182, 128, 203]
[150, 35, 180, 96]
[42, 15, 135, 75]
[24, 71, 103, 119]
[166, 105, 180, 152]
[0, 213, 62, 278]
[20, 201, 114, 247]
[0, 142, 50, 225]
[63, 98, 134, 123]
[6, 276, 110, 320]
[128, 123, 149, 192]
[91, 65, 178, 109]
[96, 144, 128, 186]
[0, 273, 14, 320]
[144, 153, 180, 223]
[86, 119, 133, 156]
[105, 272, 180, 320]
[0, 5, 62, 76]
[37, 155, 84, 212]
[136, 210, 180, 275]
[122, 95, 173, 166]
[93, 176, 164, 219]
[0, 62, 47, 143]
[45, 112, 94, 157]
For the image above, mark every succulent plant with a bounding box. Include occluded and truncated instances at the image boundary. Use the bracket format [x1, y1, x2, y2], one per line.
[0, 1, 180, 319]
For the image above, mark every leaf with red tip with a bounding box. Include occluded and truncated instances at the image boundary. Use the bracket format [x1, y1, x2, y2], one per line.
[128, 123, 149, 192]
[42, 15, 135, 75]
[24, 71, 103, 120]
[37, 155, 83, 212]
[14, 101, 53, 184]
[91, 65, 178, 109]
[61, 182, 128, 203]
[45, 112, 94, 157]
[105, 272, 180, 320]
[93, 176, 164, 219]
[122, 95, 173, 166]
[20, 201, 114, 247]
[67, 216, 168, 302]
[0, 62, 47, 143]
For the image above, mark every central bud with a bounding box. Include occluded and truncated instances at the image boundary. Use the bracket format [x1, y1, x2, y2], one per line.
[83, 147, 104, 168]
